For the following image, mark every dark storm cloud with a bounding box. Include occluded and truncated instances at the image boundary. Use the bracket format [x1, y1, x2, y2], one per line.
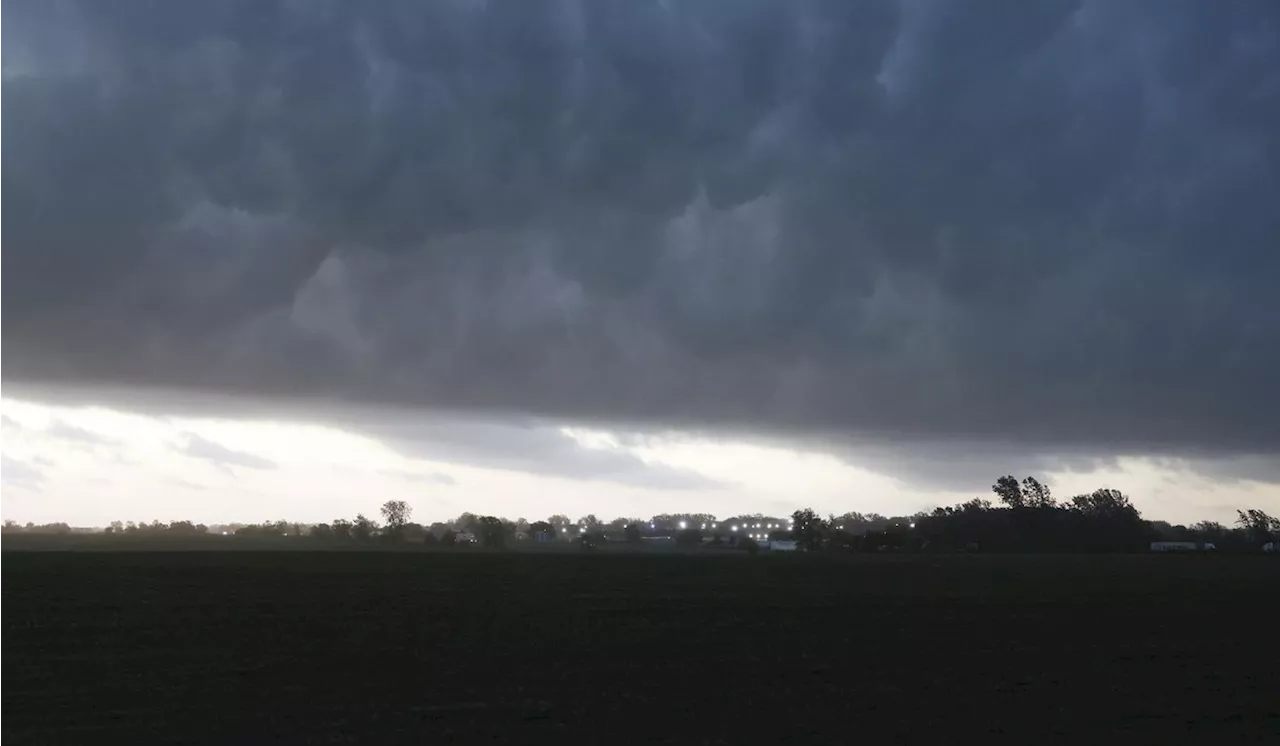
[4, 1, 1279, 470]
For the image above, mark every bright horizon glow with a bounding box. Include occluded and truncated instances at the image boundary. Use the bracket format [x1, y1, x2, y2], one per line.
[2, 396, 1279, 527]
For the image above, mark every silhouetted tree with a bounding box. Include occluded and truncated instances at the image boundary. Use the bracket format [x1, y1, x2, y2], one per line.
[1068, 488, 1136, 519]
[440, 529, 457, 547]
[5, 522, 72, 535]
[993, 476, 1025, 509]
[624, 524, 642, 543]
[676, 528, 704, 547]
[1063, 489, 1145, 551]
[380, 500, 412, 540]
[352, 514, 377, 541]
[1021, 477, 1055, 508]
[1236, 509, 1280, 545]
[791, 508, 826, 552]
[167, 521, 207, 536]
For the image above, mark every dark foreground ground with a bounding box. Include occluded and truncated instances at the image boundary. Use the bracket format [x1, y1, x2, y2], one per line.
[4, 551, 1278, 743]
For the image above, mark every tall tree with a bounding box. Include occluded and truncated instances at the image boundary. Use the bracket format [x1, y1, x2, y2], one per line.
[993, 475, 1026, 509]
[380, 500, 412, 539]
[1021, 477, 1055, 508]
[791, 508, 826, 552]
[1235, 509, 1280, 543]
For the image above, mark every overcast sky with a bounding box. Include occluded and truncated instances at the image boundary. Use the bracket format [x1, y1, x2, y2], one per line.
[3, 0, 1278, 526]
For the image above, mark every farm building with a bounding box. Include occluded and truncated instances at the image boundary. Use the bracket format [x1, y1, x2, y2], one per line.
[1150, 541, 1215, 552]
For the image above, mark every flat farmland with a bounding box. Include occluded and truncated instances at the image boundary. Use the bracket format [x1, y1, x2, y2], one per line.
[3, 551, 1277, 742]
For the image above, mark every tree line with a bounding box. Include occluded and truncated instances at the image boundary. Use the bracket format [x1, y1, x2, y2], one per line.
[794, 477, 1278, 554]
[4, 476, 1278, 553]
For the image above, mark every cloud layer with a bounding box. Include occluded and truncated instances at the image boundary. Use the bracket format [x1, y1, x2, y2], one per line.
[4, 1, 1278, 463]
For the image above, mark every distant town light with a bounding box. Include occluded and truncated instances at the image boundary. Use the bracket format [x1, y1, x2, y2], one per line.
[909, 522, 916, 529]
[562, 527, 569, 533]
[679, 521, 687, 529]
[731, 526, 738, 532]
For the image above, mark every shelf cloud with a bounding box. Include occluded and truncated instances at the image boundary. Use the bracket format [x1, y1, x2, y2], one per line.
[4, 0, 1278, 477]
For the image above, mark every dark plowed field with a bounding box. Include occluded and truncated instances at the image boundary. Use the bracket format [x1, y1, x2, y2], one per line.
[4, 551, 1277, 742]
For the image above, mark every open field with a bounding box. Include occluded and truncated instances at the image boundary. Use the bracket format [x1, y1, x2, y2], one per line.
[4, 551, 1278, 742]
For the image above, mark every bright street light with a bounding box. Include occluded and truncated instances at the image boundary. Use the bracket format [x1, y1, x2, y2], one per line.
[679, 521, 687, 529]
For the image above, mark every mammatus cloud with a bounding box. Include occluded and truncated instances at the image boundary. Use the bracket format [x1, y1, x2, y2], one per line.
[3, 1, 1278, 478]
[176, 433, 277, 473]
